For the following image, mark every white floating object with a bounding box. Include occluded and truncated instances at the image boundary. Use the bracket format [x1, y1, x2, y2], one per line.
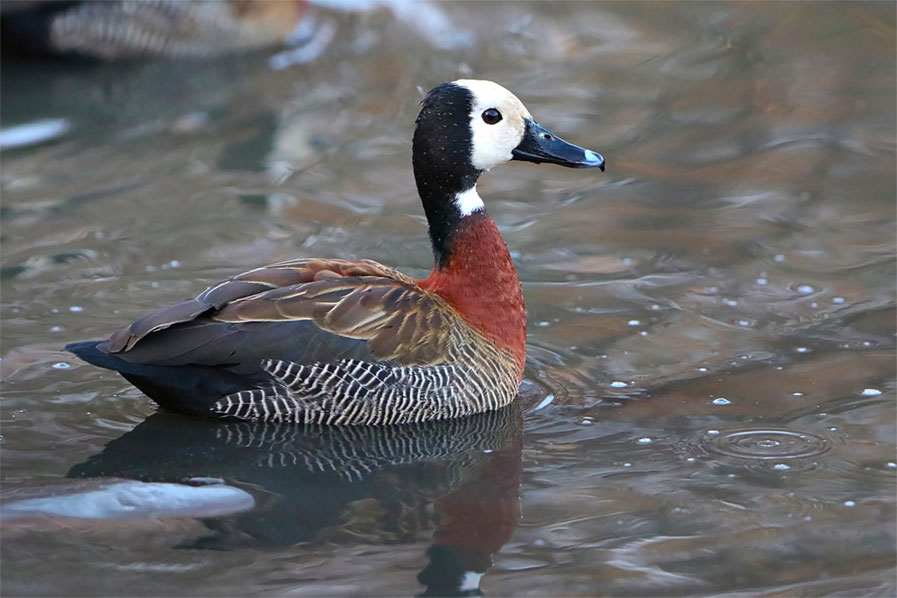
[532, 394, 555, 411]
[0, 118, 70, 150]
[1, 481, 254, 521]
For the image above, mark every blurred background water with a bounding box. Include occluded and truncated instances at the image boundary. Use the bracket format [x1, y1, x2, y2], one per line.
[1, 1, 895, 596]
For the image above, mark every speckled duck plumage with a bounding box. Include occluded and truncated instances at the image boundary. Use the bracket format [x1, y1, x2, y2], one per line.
[66, 79, 605, 424]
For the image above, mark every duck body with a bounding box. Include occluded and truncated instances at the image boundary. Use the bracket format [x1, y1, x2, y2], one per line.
[67, 80, 604, 425]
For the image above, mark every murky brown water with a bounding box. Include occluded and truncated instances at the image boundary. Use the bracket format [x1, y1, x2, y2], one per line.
[2, 2, 895, 596]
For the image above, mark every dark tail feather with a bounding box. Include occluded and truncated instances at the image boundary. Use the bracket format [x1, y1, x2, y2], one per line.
[65, 340, 255, 417]
[65, 340, 151, 376]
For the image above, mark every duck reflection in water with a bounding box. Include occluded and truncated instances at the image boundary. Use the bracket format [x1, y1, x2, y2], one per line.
[68, 403, 523, 597]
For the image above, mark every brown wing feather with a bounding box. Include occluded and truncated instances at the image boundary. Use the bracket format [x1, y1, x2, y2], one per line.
[211, 277, 459, 364]
[105, 258, 464, 367]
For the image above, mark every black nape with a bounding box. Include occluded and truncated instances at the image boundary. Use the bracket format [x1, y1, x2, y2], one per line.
[412, 83, 482, 269]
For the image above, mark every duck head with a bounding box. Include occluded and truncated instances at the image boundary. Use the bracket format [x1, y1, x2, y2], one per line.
[412, 79, 605, 265]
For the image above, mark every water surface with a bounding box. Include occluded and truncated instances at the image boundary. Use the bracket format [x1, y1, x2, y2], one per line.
[1, 2, 895, 596]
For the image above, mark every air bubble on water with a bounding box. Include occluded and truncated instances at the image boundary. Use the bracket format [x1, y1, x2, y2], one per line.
[639, 330, 648, 336]
[775, 366, 784, 371]
[697, 367, 708, 373]
[862, 341, 873, 347]
[795, 347, 810, 353]
[686, 457, 696, 463]
[723, 298, 738, 306]
[650, 304, 661, 311]
[707, 429, 720, 436]
[51, 308, 60, 314]
[610, 381, 627, 388]
[791, 392, 805, 397]
[843, 500, 856, 507]
[861, 388, 882, 396]
[623, 462, 632, 468]
[756, 277, 768, 285]
[737, 319, 752, 327]
[810, 302, 819, 308]
[796, 284, 815, 294]
[832, 296, 845, 304]
[482, 449, 493, 454]
[712, 397, 731, 406]
[50, 326, 62, 333]
[52, 362, 71, 370]
[637, 437, 652, 445]
[537, 321, 550, 327]
[69, 306, 83, 313]
[773, 463, 790, 471]
[581, 418, 594, 426]
[627, 319, 640, 326]
[828, 427, 838, 432]
[886, 462, 896, 469]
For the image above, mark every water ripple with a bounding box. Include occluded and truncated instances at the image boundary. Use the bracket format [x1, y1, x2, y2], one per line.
[699, 428, 834, 465]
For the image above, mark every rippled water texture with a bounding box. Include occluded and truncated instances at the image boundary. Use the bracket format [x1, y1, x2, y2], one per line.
[2, 2, 895, 596]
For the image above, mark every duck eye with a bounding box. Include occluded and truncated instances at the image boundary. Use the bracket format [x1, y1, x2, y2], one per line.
[481, 108, 502, 125]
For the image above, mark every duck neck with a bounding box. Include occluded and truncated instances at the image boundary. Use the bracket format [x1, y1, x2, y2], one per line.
[412, 133, 483, 268]
[416, 186, 527, 378]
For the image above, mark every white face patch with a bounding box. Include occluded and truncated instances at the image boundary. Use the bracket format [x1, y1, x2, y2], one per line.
[455, 79, 532, 172]
[453, 186, 485, 216]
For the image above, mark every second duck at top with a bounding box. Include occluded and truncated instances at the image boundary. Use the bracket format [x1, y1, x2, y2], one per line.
[66, 79, 605, 425]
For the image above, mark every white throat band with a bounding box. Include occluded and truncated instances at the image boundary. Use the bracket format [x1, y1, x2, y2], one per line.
[454, 187, 485, 216]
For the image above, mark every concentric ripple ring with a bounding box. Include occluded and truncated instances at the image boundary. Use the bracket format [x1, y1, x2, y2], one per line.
[701, 428, 833, 460]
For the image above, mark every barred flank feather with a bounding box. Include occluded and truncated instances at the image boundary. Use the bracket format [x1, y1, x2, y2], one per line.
[211, 350, 519, 425]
